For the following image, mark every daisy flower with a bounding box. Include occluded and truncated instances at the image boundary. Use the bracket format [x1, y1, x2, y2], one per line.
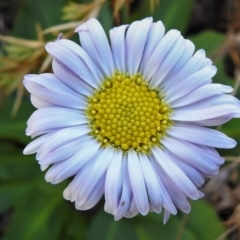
[23, 17, 240, 223]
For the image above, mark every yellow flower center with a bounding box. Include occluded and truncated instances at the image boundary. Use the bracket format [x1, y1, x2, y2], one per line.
[86, 71, 172, 153]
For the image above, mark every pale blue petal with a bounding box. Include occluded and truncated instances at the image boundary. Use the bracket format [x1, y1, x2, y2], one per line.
[170, 83, 233, 107]
[164, 66, 217, 103]
[75, 18, 114, 76]
[77, 148, 114, 206]
[171, 104, 240, 121]
[128, 151, 149, 215]
[125, 17, 153, 75]
[150, 36, 185, 87]
[45, 138, 100, 184]
[161, 39, 195, 85]
[138, 154, 162, 213]
[105, 151, 123, 214]
[162, 137, 220, 175]
[52, 59, 94, 96]
[168, 123, 236, 148]
[152, 147, 199, 200]
[110, 25, 128, 72]
[46, 42, 100, 88]
[142, 29, 180, 80]
[140, 21, 165, 77]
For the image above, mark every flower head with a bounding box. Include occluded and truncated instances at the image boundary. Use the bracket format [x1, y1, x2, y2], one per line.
[23, 17, 240, 223]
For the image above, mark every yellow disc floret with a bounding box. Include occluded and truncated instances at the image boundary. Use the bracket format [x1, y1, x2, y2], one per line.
[86, 71, 172, 153]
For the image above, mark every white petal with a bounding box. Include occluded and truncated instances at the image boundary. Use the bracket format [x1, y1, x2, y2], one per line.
[37, 125, 90, 159]
[46, 42, 100, 88]
[201, 145, 221, 157]
[198, 191, 205, 198]
[170, 84, 234, 107]
[114, 156, 133, 221]
[140, 21, 165, 76]
[154, 162, 191, 213]
[127, 151, 149, 215]
[152, 147, 199, 200]
[202, 57, 212, 67]
[164, 66, 217, 103]
[191, 117, 234, 126]
[138, 154, 162, 213]
[38, 135, 93, 165]
[63, 150, 100, 202]
[174, 94, 240, 111]
[150, 36, 185, 87]
[23, 132, 54, 155]
[55, 38, 102, 79]
[24, 73, 80, 97]
[76, 174, 105, 210]
[77, 148, 114, 206]
[189, 138, 225, 169]
[52, 59, 94, 96]
[40, 164, 49, 171]
[150, 158, 177, 215]
[76, 18, 114, 76]
[167, 150, 205, 187]
[142, 29, 180, 81]
[162, 49, 206, 90]
[105, 151, 123, 214]
[171, 104, 240, 122]
[110, 25, 128, 72]
[168, 123, 236, 149]
[24, 80, 86, 110]
[104, 201, 111, 214]
[30, 95, 51, 109]
[45, 138, 100, 184]
[162, 39, 195, 85]
[163, 210, 171, 224]
[125, 17, 153, 75]
[26, 107, 88, 137]
[124, 198, 139, 218]
[162, 137, 219, 175]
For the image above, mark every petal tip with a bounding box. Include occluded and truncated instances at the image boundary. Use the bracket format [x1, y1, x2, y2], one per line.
[75, 22, 88, 33]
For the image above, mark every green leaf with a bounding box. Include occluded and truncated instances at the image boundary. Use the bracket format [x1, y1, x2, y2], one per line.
[62, 205, 88, 239]
[98, 1, 113, 34]
[189, 31, 225, 57]
[221, 118, 240, 139]
[2, 181, 87, 240]
[0, 142, 39, 182]
[153, 0, 194, 32]
[87, 199, 225, 240]
[125, 0, 194, 33]
[13, 0, 69, 39]
[186, 200, 226, 240]
[213, 58, 234, 86]
[0, 182, 32, 214]
[87, 210, 197, 240]
[3, 188, 64, 240]
[0, 97, 35, 144]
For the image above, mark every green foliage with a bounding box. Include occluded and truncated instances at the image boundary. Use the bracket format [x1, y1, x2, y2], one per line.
[126, 0, 194, 33]
[13, 0, 70, 39]
[189, 31, 225, 57]
[0, 0, 238, 239]
[0, 97, 35, 144]
[87, 200, 225, 240]
[98, 1, 113, 34]
[153, 0, 194, 32]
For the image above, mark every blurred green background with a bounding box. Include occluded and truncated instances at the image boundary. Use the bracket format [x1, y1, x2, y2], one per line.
[0, 0, 240, 239]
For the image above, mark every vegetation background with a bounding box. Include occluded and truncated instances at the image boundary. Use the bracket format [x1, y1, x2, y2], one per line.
[0, 0, 240, 239]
